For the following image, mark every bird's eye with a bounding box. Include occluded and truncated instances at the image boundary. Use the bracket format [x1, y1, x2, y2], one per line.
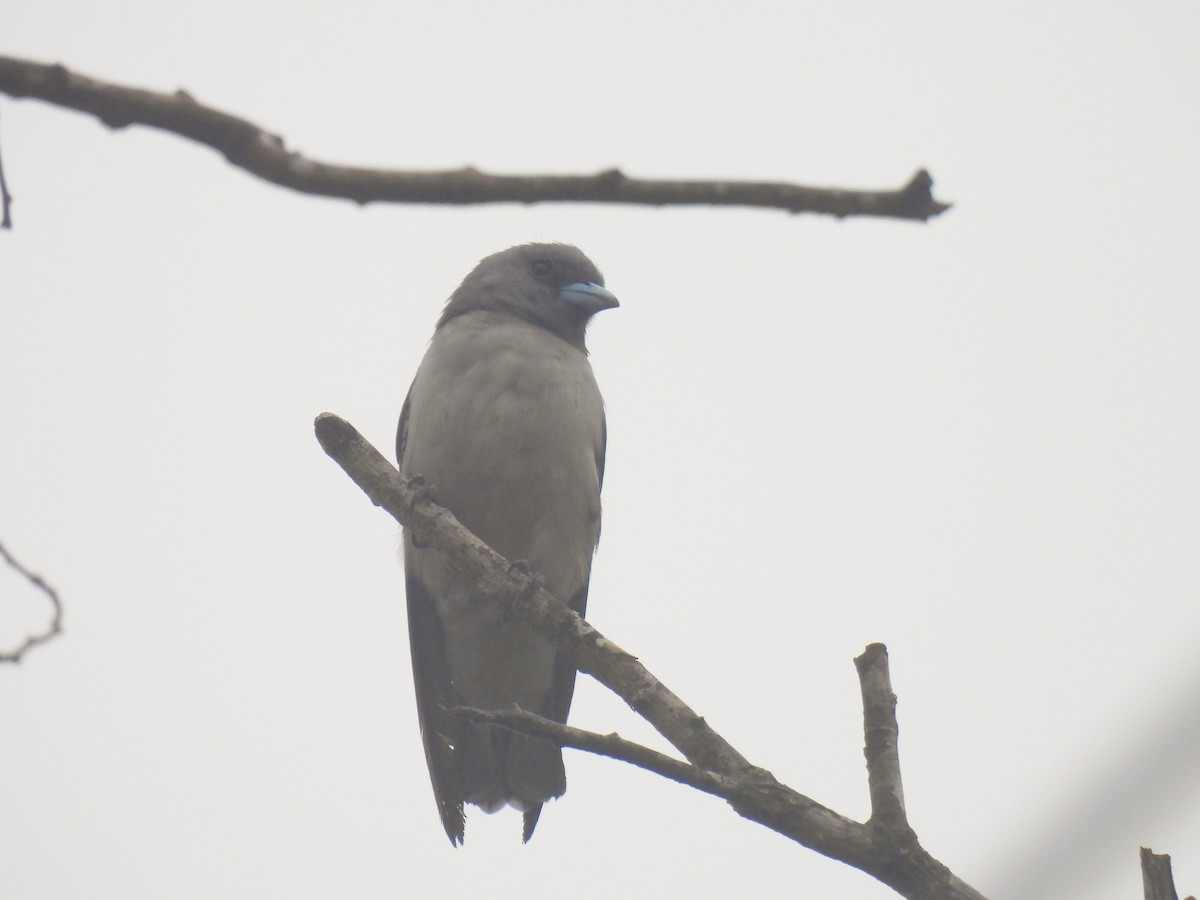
[531, 259, 554, 278]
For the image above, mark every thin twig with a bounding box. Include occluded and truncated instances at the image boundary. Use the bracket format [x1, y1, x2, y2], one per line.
[0, 540, 63, 662]
[450, 705, 740, 798]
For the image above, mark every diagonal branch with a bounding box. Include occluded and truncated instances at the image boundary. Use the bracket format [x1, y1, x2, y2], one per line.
[314, 412, 984, 899]
[315, 412, 750, 777]
[0, 54, 951, 221]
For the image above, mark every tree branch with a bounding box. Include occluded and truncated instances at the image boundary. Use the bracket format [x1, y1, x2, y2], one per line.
[314, 412, 983, 899]
[856, 642, 910, 834]
[0, 540, 64, 662]
[450, 705, 741, 798]
[1141, 847, 1195, 900]
[314, 412, 750, 777]
[0, 54, 951, 221]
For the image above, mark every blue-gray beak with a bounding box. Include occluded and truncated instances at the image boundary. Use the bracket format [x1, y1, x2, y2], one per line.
[558, 282, 620, 315]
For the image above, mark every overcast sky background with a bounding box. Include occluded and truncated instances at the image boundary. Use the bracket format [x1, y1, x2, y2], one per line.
[3, 3, 1199, 898]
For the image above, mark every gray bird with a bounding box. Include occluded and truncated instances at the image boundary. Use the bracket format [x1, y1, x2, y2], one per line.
[396, 243, 618, 845]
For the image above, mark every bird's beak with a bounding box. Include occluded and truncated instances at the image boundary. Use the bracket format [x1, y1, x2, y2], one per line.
[558, 282, 620, 314]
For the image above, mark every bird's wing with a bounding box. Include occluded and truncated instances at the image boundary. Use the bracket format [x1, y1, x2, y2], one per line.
[523, 407, 604, 841]
[520, 577, 590, 842]
[406, 570, 466, 845]
[395, 386, 412, 465]
[597, 411, 608, 490]
[398, 385, 466, 845]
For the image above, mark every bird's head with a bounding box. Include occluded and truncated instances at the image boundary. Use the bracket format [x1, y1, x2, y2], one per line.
[439, 243, 619, 348]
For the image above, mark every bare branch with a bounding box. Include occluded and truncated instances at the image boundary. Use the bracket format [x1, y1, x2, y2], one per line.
[856, 643, 909, 833]
[1141, 847, 1193, 900]
[315, 412, 984, 899]
[450, 705, 740, 798]
[0, 54, 951, 221]
[314, 412, 750, 776]
[0, 540, 64, 662]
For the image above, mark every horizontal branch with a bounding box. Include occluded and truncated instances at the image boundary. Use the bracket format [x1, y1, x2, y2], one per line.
[0, 54, 951, 221]
[451, 705, 740, 798]
[314, 412, 984, 899]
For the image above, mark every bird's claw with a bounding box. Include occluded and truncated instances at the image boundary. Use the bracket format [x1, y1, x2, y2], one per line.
[407, 474, 439, 505]
[506, 560, 544, 619]
[407, 476, 440, 549]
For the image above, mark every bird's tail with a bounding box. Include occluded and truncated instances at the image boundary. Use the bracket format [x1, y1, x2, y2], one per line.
[458, 724, 565, 836]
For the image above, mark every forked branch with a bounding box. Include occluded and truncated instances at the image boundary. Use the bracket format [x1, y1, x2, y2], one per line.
[314, 412, 982, 899]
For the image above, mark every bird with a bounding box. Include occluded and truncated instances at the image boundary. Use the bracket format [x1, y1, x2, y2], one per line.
[396, 243, 618, 845]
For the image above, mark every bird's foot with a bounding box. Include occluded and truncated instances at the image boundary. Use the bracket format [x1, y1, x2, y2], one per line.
[506, 560, 544, 620]
[407, 474, 440, 505]
[407, 476, 439, 548]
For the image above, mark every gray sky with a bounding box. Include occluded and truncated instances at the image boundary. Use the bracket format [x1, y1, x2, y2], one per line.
[3, 3, 1199, 898]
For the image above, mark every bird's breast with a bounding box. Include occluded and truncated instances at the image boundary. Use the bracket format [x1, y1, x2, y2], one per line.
[402, 314, 604, 602]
